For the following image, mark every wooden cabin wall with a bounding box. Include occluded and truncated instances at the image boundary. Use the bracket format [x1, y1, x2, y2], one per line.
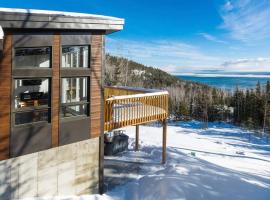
[0, 33, 12, 160]
[0, 31, 104, 160]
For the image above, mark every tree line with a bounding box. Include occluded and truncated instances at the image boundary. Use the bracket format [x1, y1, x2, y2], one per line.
[231, 81, 270, 132]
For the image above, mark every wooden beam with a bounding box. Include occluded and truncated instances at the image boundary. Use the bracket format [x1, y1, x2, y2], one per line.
[99, 34, 105, 195]
[135, 125, 139, 151]
[51, 33, 60, 147]
[0, 33, 12, 160]
[162, 120, 167, 164]
[90, 33, 103, 138]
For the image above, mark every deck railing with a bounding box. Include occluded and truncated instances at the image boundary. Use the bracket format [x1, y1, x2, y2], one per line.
[104, 86, 169, 131]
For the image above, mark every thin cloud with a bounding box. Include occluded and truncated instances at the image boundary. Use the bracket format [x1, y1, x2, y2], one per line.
[106, 38, 270, 73]
[221, 57, 270, 72]
[106, 37, 222, 73]
[220, 0, 270, 42]
[198, 33, 228, 44]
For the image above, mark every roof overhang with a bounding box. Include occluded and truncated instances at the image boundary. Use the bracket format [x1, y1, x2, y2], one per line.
[0, 8, 124, 34]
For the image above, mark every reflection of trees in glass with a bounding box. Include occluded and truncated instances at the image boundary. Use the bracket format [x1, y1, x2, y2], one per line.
[61, 77, 87, 103]
[61, 46, 88, 68]
[61, 77, 88, 118]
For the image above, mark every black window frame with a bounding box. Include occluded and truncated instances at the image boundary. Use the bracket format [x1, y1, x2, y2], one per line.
[60, 77, 90, 119]
[60, 45, 90, 69]
[13, 46, 52, 69]
[12, 77, 52, 127]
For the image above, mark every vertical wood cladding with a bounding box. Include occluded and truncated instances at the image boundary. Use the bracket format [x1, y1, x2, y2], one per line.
[90, 34, 103, 138]
[0, 34, 12, 160]
[52, 33, 60, 147]
[0, 32, 104, 160]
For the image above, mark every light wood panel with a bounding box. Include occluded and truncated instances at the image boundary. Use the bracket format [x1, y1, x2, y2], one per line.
[51, 33, 60, 147]
[90, 33, 103, 138]
[0, 33, 12, 160]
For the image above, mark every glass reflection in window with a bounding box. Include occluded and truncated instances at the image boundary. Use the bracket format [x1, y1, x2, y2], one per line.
[61, 77, 88, 118]
[60, 104, 88, 118]
[14, 79, 49, 109]
[14, 109, 49, 125]
[14, 47, 51, 68]
[61, 46, 89, 68]
[61, 77, 87, 103]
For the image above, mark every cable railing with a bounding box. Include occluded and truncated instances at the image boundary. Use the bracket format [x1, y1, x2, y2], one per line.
[104, 86, 169, 132]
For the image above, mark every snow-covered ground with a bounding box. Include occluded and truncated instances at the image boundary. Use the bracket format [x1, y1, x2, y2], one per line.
[27, 121, 270, 200]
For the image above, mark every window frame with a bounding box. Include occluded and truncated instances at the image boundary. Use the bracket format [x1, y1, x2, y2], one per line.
[60, 77, 90, 119]
[12, 77, 52, 127]
[13, 46, 52, 69]
[60, 45, 90, 69]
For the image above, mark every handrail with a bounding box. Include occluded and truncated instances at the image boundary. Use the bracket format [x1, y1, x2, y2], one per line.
[104, 86, 169, 131]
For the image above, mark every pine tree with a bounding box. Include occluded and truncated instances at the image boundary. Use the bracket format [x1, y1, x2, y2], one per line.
[256, 81, 261, 97]
[263, 81, 270, 133]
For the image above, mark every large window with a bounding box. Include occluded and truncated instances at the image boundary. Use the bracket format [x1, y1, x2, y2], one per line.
[14, 47, 51, 68]
[13, 78, 50, 125]
[61, 77, 88, 118]
[61, 46, 89, 68]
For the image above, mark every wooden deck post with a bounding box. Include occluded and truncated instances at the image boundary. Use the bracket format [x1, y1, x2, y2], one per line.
[135, 125, 139, 151]
[162, 120, 167, 164]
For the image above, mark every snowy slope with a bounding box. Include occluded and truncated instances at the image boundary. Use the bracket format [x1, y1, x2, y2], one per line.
[105, 121, 270, 200]
[26, 121, 270, 200]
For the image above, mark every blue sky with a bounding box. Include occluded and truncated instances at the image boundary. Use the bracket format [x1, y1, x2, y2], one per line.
[1, 0, 270, 73]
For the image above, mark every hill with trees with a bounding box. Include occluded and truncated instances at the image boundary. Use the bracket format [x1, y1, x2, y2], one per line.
[105, 55, 270, 133]
[105, 55, 231, 123]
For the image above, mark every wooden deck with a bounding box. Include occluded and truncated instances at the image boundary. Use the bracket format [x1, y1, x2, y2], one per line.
[104, 86, 169, 164]
[104, 86, 169, 132]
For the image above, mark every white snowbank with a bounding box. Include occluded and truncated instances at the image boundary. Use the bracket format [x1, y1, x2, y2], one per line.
[23, 121, 270, 200]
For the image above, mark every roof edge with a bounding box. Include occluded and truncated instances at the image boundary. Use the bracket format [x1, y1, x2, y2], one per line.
[0, 8, 124, 33]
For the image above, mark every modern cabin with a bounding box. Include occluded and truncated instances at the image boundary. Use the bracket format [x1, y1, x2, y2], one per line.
[0, 8, 124, 198]
[0, 8, 169, 199]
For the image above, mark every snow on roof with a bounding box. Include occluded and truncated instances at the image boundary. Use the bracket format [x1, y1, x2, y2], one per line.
[0, 8, 124, 33]
[0, 7, 123, 21]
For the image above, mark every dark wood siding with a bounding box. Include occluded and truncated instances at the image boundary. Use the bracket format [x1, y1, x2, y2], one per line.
[0, 31, 104, 160]
[10, 124, 52, 157]
[90, 34, 103, 138]
[0, 33, 12, 160]
[52, 33, 60, 147]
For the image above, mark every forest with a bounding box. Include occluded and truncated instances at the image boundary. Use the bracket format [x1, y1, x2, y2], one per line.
[105, 55, 270, 133]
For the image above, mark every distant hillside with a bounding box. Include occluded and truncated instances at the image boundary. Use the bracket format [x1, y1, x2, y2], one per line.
[105, 55, 210, 89]
[105, 54, 231, 121]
